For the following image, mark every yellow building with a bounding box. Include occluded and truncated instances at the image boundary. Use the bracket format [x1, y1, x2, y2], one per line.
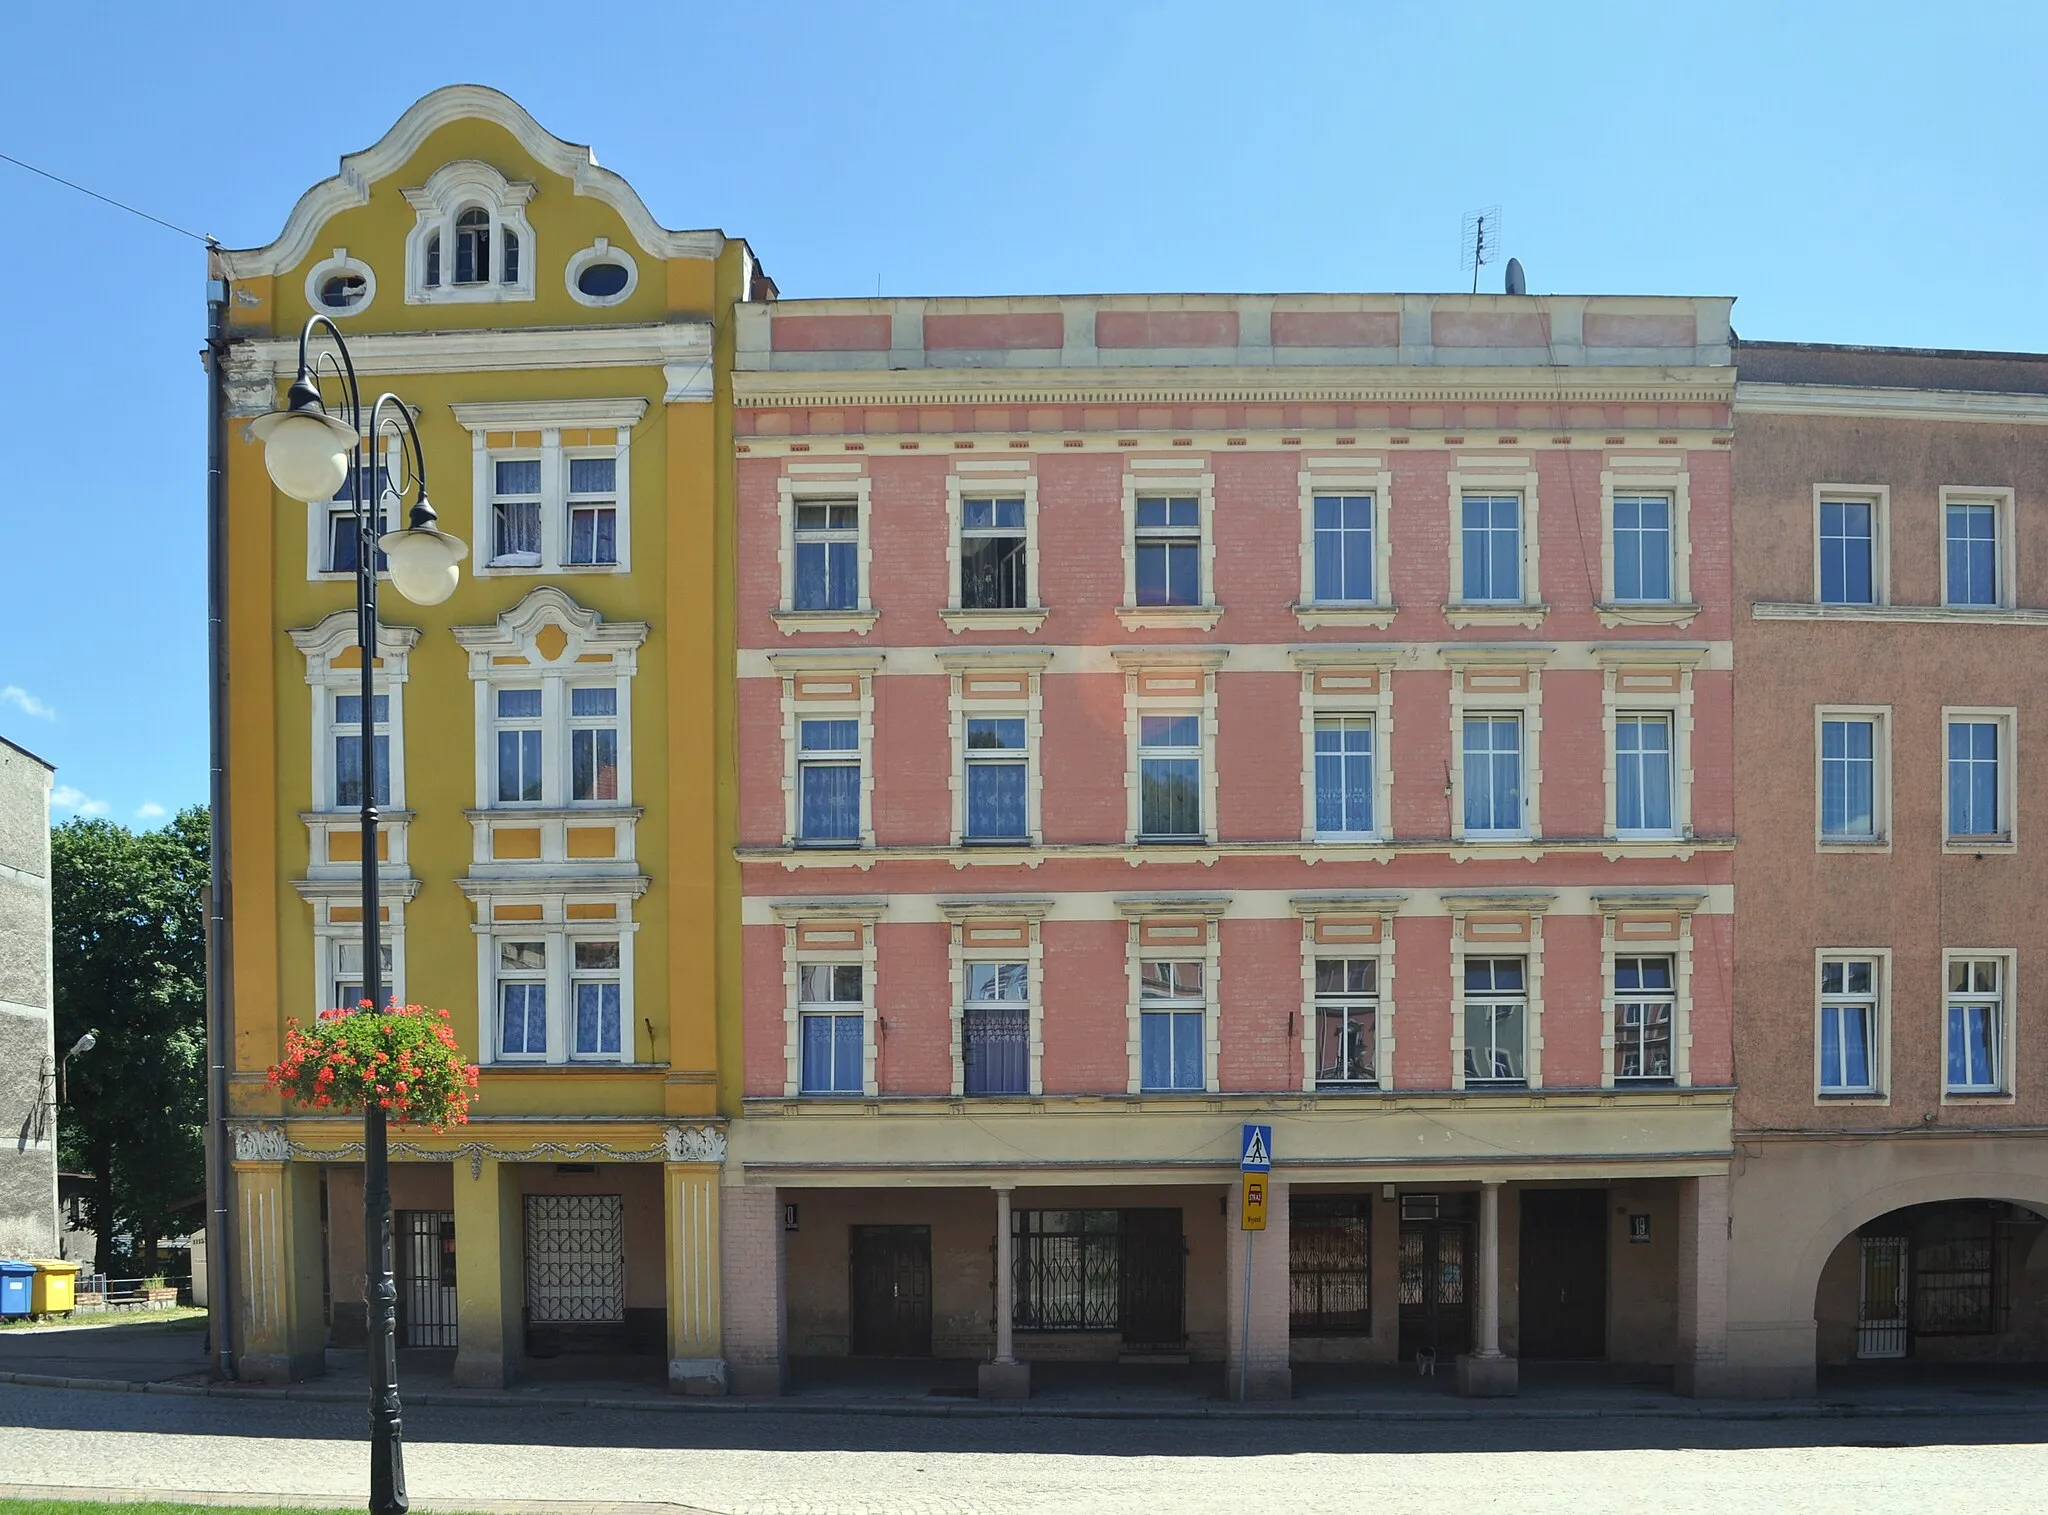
[214, 86, 758, 1390]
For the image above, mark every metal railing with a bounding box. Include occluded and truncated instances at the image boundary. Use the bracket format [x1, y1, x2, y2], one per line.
[71, 1273, 192, 1311]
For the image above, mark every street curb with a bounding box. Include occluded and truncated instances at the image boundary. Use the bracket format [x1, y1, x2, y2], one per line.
[2, 1368, 2043, 1423]
[0, 1484, 723, 1515]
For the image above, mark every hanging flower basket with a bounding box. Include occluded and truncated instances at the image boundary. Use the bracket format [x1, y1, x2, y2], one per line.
[267, 1003, 480, 1130]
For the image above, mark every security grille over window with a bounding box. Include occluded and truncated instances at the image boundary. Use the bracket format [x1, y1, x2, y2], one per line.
[1856, 1234, 1909, 1358]
[1913, 1208, 1996, 1335]
[398, 1209, 458, 1348]
[523, 1193, 625, 1323]
[1290, 1196, 1371, 1335]
[1011, 1208, 1185, 1349]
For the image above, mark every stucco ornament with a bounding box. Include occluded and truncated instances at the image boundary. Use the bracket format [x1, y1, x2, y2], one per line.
[665, 1123, 727, 1164]
[232, 1123, 292, 1163]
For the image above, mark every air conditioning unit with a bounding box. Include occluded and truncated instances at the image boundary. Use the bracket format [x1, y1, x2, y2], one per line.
[1400, 1193, 1440, 1222]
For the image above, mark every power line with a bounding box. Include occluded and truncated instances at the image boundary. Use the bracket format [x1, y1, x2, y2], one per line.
[0, 149, 214, 245]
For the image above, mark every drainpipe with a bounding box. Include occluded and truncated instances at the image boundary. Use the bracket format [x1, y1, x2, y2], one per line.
[203, 246, 235, 1379]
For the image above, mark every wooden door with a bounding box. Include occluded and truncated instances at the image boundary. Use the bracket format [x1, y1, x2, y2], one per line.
[849, 1224, 932, 1357]
[1519, 1188, 1608, 1359]
[1397, 1222, 1471, 1359]
[1118, 1208, 1186, 1351]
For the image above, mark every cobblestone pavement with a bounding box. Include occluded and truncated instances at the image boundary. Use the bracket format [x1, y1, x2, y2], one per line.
[4, 1386, 2047, 1515]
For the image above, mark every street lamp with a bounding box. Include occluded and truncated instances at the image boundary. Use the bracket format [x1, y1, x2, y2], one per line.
[251, 314, 467, 1515]
[60, 1030, 97, 1106]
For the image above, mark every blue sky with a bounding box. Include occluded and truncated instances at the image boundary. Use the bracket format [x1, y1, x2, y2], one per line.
[4, 1, 2044, 825]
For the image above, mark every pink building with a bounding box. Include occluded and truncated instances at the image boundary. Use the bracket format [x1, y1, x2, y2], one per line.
[722, 294, 1738, 1398]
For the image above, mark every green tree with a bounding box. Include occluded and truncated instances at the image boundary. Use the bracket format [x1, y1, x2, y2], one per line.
[52, 805, 208, 1272]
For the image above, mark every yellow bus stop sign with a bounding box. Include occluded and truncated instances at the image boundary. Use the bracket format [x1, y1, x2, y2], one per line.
[1241, 1173, 1267, 1231]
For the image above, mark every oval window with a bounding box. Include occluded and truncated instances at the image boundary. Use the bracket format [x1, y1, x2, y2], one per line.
[321, 273, 368, 310]
[576, 261, 630, 299]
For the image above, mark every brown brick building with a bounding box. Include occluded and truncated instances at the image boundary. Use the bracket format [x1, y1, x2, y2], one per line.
[1726, 342, 2048, 1393]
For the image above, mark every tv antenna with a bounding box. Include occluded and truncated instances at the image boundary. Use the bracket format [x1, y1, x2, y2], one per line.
[1461, 206, 1501, 294]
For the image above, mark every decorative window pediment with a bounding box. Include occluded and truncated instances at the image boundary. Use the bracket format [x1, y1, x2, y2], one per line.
[402, 160, 537, 304]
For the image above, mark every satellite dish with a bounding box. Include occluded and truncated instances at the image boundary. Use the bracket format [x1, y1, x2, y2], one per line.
[1504, 258, 1527, 296]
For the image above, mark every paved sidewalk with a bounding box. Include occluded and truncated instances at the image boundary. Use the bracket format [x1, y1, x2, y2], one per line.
[6, 1318, 2048, 1422]
[3, 1381, 2047, 1515]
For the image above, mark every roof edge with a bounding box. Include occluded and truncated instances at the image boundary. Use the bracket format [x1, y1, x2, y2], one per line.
[222, 83, 726, 278]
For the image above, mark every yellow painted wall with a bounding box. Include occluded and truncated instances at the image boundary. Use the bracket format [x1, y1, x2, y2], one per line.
[223, 97, 742, 1128]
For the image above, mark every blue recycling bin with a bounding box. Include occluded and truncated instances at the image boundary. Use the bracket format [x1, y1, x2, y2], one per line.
[0, 1260, 34, 1318]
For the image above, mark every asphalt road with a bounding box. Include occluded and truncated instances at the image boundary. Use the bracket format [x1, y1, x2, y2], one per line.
[3, 1384, 2046, 1515]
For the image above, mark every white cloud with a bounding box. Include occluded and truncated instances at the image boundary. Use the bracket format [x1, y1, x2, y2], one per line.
[1, 685, 55, 720]
[51, 784, 110, 817]
[135, 802, 168, 821]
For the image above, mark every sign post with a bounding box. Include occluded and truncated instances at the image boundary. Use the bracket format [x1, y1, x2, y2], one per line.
[1238, 1124, 1273, 1402]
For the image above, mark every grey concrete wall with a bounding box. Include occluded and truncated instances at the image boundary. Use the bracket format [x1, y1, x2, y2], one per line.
[0, 738, 56, 1261]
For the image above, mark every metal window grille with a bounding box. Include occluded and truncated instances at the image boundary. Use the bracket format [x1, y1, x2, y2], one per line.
[1013, 1209, 1121, 1330]
[1012, 1208, 1185, 1347]
[398, 1209, 458, 1347]
[523, 1193, 625, 1324]
[1290, 1196, 1370, 1335]
[1913, 1209, 1996, 1335]
[1856, 1234, 1909, 1358]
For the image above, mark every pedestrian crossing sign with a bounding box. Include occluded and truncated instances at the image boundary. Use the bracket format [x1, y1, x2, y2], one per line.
[1240, 1123, 1272, 1172]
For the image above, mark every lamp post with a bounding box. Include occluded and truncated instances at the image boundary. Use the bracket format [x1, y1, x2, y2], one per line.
[60, 1030, 97, 1106]
[252, 315, 467, 1515]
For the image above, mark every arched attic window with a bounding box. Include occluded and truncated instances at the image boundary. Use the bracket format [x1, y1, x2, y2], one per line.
[455, 207, 492, 284]
[402, 161, 537, 304]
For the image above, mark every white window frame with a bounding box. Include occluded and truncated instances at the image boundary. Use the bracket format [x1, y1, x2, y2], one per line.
[564, 237, 641, 309]
[1942, 949, 2016, 1102]
[1119, 907, 1223, 1095]
[402, 160, 537, 305]
[1445, 466, 1544, 627]
[470, 896, 641, 1067]
[1291, 898, 1401, 1093]
[1447, 898, 1549, 1091]
[1611, 712, 1679, 840]
[568, 935, 627, 1060]
[304, 246, 377, 318]
[1292, 652, 1398, 847]
[453, 401, 643, 577]
[456, 591, 642, 813]
[1598, 463, 1697, 624]
[1939, 488, 2014, 611]
[1814, 948, 1890, 1104]
[1814, 705, 1891, 851]
[292, 612, 416, 816]
[1942, 706, 2017, 853]
[772, 905, 884, 1099]
[1114, 652, 1226, 848]
[942, 904, 1049, 1098]
[1295, 460, 1395, 629]
[940, 651, 1050, 849]
[1118, 466, 1220, 630]
[491, 685, 546, 806]
[775, 470, 877, 634]
[304, 434, 399, 583]
[1445, 654, 1545, 846]
[1812, 485, 1890, 607]
[770, 653, 881, 849]
[1594, 895, 1703, 1089]
[1595, 650, 1702, 844]
[330, 938, 395, 1013]
[308, 901, 407, 1023]
[944, 467, 1045, 631]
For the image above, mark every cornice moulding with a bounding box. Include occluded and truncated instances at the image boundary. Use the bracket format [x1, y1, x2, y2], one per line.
[223, 83, 724, 279]
[1752, 602, 2048, 626]
[733, 365, 1735, 411]
[1735, 381, 2048, 425]
[227, 322, 712, 404]
[451, 398, 650, 429]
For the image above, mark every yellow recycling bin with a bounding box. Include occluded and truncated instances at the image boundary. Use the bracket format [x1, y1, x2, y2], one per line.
[29, 1260, 81, 1315]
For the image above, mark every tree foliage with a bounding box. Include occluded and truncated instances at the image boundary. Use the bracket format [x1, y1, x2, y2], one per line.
[52, 805, 208, 1268]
